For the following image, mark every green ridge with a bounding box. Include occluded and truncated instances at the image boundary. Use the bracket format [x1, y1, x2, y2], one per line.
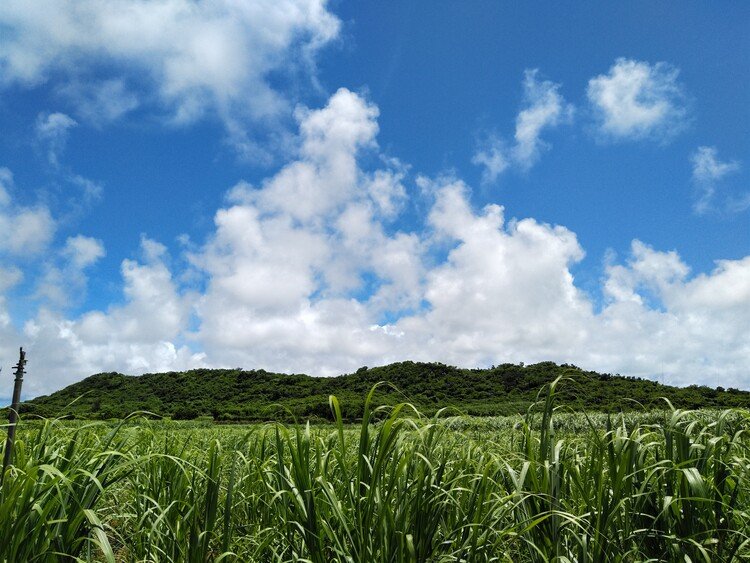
[11, 361, 750, 421]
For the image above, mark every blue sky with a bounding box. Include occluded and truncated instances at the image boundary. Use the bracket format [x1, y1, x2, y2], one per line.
[0, 1, 748, 400]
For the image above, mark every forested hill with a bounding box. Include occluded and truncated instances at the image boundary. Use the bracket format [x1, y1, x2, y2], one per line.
[13, 361, 750, 421]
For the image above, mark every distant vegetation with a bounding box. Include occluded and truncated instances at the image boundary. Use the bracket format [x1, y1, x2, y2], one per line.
[14, 361, 750, 421]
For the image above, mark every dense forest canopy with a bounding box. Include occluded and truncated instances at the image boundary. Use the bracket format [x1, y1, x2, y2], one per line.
[9, 361, 749, 421]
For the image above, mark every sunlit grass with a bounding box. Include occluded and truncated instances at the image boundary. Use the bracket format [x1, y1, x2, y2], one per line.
[1, 379, 749, 561]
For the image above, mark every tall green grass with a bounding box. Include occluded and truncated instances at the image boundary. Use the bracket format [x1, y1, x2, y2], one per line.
[1, 380, 748, 561]
[0, 418, 136, 561]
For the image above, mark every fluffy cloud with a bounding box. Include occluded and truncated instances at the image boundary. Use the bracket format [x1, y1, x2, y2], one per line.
[474, 70, 573, 184]
[250, 88, 381, 221]
[690, 146, 742, 214]
[1, 90, 748, 398]
[190, 88, 422, 374]
[0, 0, 340, 130]
[393, 177, 592, 367]
[513, 70, 575, 168]
[587, 58, 688, 141]
[0, 237, 204, 398]
[0, 165, 202, 397]
[593, 243, 750, 388]
[385, 197, 749, 388]
[0, 168, 56, 256]
[186, 90, 748, 389]
[472, 136, 510, 185]
[62, 235, 106, 269]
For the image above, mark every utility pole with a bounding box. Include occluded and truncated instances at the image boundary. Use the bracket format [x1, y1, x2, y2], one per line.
[1, 347, 26, 486]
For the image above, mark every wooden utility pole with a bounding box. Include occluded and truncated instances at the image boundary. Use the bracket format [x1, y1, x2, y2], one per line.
[1, 347, 26, 485]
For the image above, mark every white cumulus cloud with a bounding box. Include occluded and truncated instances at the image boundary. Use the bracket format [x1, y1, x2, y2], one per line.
[2, 90, 749, 399]
[0, 0, 340, 136]
[587, 58, 688, 141]
[184, 91, 749, 390]
[0, 168, 56, 256]
[473, 69, 573, 184]
[189, 88, 423, 374]
[3, 237, 204, 398]
[63, 235, 105, 269]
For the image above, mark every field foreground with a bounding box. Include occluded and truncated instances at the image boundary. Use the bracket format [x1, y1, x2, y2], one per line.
[1, 381, 749, 562]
